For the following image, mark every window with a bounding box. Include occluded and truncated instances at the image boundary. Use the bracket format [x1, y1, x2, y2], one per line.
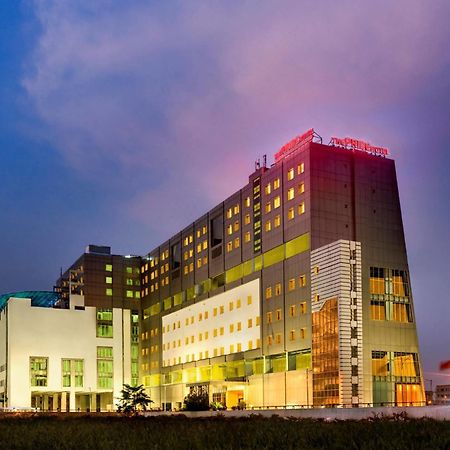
[289, 305, 296, 317]
[62, 359, 84, 388]
[298, 182, 305, 194]
[234, 205, 240, 215]
[287, 187, 294, 200]
[287, 168, 294, 180]
[275, 283, 282, 296]
[202, 240, 208, 250]
[300, 328, 306, 339]
[229, 324, 234, 333]
[237, 343, 242, 352]
[234, 221, 240, 232]
[247, 295, 252, 305]
[97, 347, 113, 389]
[226, 208, 233, 219]
[265, 184, 271, 195]
[229, 301, 234, 311]
[237, 321, 242, 331]
[298, 202, 305, 215]
[273, 178, 280, 189]
[288, 278, 296, 291]
[298, 162, 304, 174]
[265, 221, 272, 232]
[275, 334, 282, 344]
[126, 267, 133, 274]
[202, 225, 207, 234]
[105, 277, 112, 284]
[30, 357, 48, 387]
[267, 312, 273, 324]
[248, 318, 253, 328]
[245, 197, 251, 207]
[227, 224, 233, 235]
[265, 286, 272, 299]
[265, 202, 272, 213]
[276, 309, 282, 320]
[126, 290, 133, 298]
[197, 258, 202, 268]
[244, 231, 251, 243]
[244, 214, 251, 225]
[267, 335, 273, 346]
[248, 340, 253, 350]
[299, 275, 307, 287]
[274, 196, 281, 208]
[274, 215, 281, 228]
[289, 330, 296, 341]
[300, 302, 307, 314]
[105, 264, 112, 272]
[97, 308, 113, 338]
[227, 242, 233, 252]
[220, 306, 224, 314]
[288, 207, 295, 220]
[237, 299, 241, 308]
[220, 327, 224, 335]
[256, 316, 260, 326]
[106, 288, 113, 296]
[234, 237, 240, 248]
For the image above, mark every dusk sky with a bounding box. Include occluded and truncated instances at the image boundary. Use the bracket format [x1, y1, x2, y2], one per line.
[1, 1, 449, 385]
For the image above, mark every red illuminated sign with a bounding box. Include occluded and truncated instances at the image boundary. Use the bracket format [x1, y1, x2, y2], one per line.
[275, 128, 314, 162]
[330, 136, 389, 156]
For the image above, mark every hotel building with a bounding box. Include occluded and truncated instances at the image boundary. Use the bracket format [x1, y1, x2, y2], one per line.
[139, 130, 424, 409]
[0, 130, 425, 410]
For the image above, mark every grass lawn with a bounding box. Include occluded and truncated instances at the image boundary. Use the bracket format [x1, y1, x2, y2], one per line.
[0, 413, 449, 449]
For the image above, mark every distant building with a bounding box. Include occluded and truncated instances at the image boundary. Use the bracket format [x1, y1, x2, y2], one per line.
[435, 385, 450, 405]
[0, 129, 426, 410]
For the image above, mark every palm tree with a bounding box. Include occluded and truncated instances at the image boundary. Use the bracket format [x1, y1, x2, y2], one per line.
[117, 384, 153, 414]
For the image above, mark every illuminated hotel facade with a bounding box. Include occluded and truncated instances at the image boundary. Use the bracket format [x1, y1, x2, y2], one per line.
[139, 130, 424, 409]
[0, 130, 425, 410]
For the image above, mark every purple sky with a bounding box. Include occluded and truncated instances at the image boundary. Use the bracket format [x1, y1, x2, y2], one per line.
[1, 1, 449, 386]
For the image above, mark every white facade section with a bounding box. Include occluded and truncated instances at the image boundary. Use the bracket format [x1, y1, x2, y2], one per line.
[311, 239, 363, 405]
[0, 295, 133, 410]
[162, 278, 261, 365]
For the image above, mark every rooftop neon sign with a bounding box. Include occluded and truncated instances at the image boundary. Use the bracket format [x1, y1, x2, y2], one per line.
[274, 128, 315, 162]
[330, 136, 389, 156]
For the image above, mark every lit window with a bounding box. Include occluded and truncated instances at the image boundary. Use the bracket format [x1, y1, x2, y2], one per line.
[105, 264, 112, 272]
[105, 277, 112, 284]
[248, 340, 253, 350]
[247, 295, 252, 305]
[244, 231, 251, 243]
[236, 299, 241, 309]
[298, 202, 305, 215]
[196, 230, 201, 238]
[288, 278, 296, 291]
[229, 324, 234, 333]
[189, 235, 193, 244]
[227, 241, 233, 252]
[273, 178, 280, 189]
[234, 237, 240, 248]
[227, 224, 233, 235]
[184, 251, 189, 261]
[226, 208, 233, 219]
[274, 215, 281, 228]
[248, 318, 253, 328]
[202, 225, 207, 234]
[126, 290, 133, 298]
[289, 330, 296, 341]
[287, 187, 294, 200]
[300, 328, 306, 339]
[287, 168, 294, 180]
[265, 221, 272, 232]
[313, 266, 319, 274]
[275, 333, 282, 344]
[265, 184, 271, 195]
[314, 294, 320, 302]
[244, 214, 251, 225]
[213, 307, 217, 316]
[189, 263, 194, 272]
[256, 316, 260, 326]
[234, 221, 239, 232]
[267, 312, 273, 324]
[237, 343, 242, 352]
[289, 305, 296, 317]
[202, 255, 208, 265]
[274, 196, 281, 208]
[298, 162, 305, 174]
[106, 288, 113, 296]
[288, 207, 295, 220]
[234, 205, 240, 215]
[276, 309, 282, 321]
[220, 327, 224, 335]
[220, 305, 224, 314]
[265, 202, 272, 213]
[298, 182, 305, 194]
[245, 197, 251, 207]
[299, 275, 306, 287]
[267, 335, 273, 346]
[275, 283, 282, 296]
[197, 258, 202, 268]
[237, 321, 242, 331]
[265, 286, 272, 299]
[213, 328, 218, 337]
[184, 266, 189, 275]
[202, 240, 208, 250]
[229, 301, 234, 311]
[184, 237, 189, 246]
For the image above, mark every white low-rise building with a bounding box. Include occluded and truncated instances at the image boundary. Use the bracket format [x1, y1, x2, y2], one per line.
[0, 292, 139, 411]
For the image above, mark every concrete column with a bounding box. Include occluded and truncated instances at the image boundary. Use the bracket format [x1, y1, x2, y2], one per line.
[61, 392, 67, 412]
[53, 394, 59, 411]
[43, 395, 49, 411]
[69, 391, 76, 412]
[91, 393, 97, 412]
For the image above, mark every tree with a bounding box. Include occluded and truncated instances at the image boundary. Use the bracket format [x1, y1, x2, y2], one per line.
[183, 386, 209, 411]
[117, 384, 153, 414]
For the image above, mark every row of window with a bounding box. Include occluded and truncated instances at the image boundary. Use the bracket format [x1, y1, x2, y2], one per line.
[265, 276, 306, 299]
[226, 204, 240, 219]
[163, 296, 253, 333]
[105, 265, 139, 274]
[105, 288, 140, 298]
[162, 339, 262, 367]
